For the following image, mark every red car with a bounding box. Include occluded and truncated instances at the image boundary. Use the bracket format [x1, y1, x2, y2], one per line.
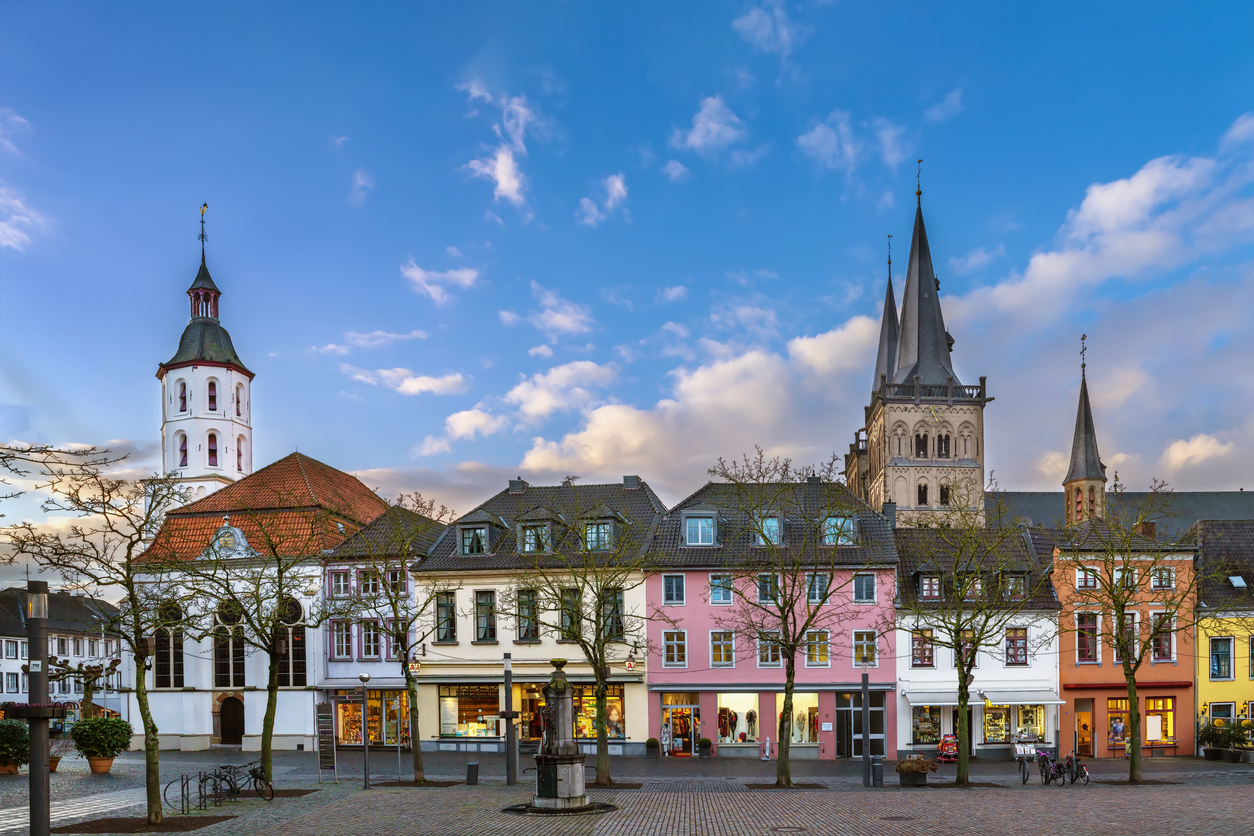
[937, 734, 958, 762]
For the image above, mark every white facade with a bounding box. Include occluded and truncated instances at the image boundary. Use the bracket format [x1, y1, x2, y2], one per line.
[894, 613, 1062, 759]
[159, 364, 252, 500]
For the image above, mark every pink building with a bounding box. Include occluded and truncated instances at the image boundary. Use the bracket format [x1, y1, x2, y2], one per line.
[644, 480, 898, 760]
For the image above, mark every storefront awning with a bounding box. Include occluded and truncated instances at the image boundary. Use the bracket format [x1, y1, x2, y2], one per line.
[903, 691, 961, 706]
[979, 690, 1065, 706]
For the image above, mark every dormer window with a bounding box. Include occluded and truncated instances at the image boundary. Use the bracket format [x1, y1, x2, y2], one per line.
[1003, 574, 1026, 600]
[685, 516, 715, 546]
[822, 515, 856, 546]
[461, 526, 487, 555]
[178, 381, 187, 412]
[521, 524, 550, 553]
[754, 517, 781, 546]
[585, 521, 612, 551]
[207, 433, 218, 467]
[919, 575, 940, 600]
[208, 381, 217, 411]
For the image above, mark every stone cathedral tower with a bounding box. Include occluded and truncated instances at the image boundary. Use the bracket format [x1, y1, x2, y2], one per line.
[845, 192, 992, 524]
[156, 221, 254, 501]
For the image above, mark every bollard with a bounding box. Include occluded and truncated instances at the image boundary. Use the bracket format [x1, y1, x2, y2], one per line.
[871, 755, 883, 787]
[466, 761, 479, 785]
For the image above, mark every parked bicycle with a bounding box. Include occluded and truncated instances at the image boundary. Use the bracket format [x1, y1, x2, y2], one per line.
[164, 760, 274, 809]
[1035, 749, 1068, 786]
[1065, 750, 1090, 785]
[213, 761, 275, 801]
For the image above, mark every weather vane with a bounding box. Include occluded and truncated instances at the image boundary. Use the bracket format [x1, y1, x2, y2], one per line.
[198, 202, 208, 258]
[1080, 333, 1087, 376]
[916, 159, 923, 198]
[887, 234, 893, 279]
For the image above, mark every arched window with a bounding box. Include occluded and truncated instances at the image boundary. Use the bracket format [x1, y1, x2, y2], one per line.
[1088, 487, 1096, 518]
[154, 604, 184, 689]
[178, 381, 187, 413]
[208, 381, 217, 411]
[213, 601, 246, 688]
[236, 384, 244, 418]
[274, 598, 306, 687]
[177, 433, 188, 468]
[917, 483, 929, 507]
[915, 433, 929, 459]
[207, 433, 218, 467]
[237, 436, 245, 472]
[937, 434, 951, 459]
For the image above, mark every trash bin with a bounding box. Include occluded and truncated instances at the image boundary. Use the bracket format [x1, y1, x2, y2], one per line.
[871, 755, 883, 787]
[466, 761, 479, 785]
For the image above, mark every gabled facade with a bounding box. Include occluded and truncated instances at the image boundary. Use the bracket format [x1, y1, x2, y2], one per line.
[1190, 520, 1254, 732]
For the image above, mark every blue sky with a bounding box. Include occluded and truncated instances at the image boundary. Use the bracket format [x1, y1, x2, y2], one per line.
[3, 1, 1254, 518]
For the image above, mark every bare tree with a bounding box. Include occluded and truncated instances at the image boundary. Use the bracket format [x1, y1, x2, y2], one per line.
[1050, 480, 1204, 783]
[46, 655, 122, 720]
[334, 493, 453, 782]
[5, 463, 190, 824]
[704, 449, 873, 787]
[892, 480, 1056, 786]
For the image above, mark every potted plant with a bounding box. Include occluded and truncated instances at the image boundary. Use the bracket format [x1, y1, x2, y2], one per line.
[49, 736, 75, 773]
[1198, 721, 1224, 760]
[1223, 720, 1248, 763]
[0, 720, 29, 774]
[698, 737, 712, 759]
[70, 717, 133, 774]
[646, 738, 659, 759]
[894, 755, 938, 786]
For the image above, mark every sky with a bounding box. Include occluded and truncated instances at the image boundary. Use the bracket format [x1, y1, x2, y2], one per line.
[3, 1, 1254, 541]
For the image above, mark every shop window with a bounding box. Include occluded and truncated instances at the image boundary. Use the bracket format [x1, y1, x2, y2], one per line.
[438, 685, 500, 738]
[601, 588, 625, 642]
[560, 588, 581, 640]
[663, 574, 685, 605]
[717, 692, 759, 743]
[983, 705, 1011, 743]
[853, 630, 877, 667]
[1015, 706, 1044, 742]
[663, 631, 687, 667]
[461, 527, 487, 555]
[709, 574, 733, 605]
[785, 692, 821, 744]
[1211, 636, 1234, 680]
[517, 589, 539, 640]
[574, 684, 625, 739]
[823, 515, 856, 545]
[1150, 613, 1172, 661]
[435, 593, 456, 642]
[1108, 698, 1129, 744]
[853, 573, 875, 603]
[807, 572, 831, 604]
[911, 629, 934, 667]
[1005, 628, 1028, 666]
[337, 689, 410, 747]
[1077, 613, 1099, 662]
[710, 631, 735, 667]
[1145, 697, 1175, 742]
[804, 630, 829, 666]
[685, 516, 715, 545]
[757, 631, 781, 667]
[840, 691, 887, 757]
[474, 591, 497, 642]
[912, 706, 941, 745]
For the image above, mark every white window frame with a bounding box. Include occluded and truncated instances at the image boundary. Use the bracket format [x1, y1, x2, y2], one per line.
[1148, 611, 1174, 663]
[4, 672, 17, 694]
[709, 573, 733, 605]
[331, 621, 352, 660]
[1210, 635, 1235, 681]
[852, 629, 878, 668]
[4, 641, 15, 660]
[520, 524, 550, 553]
[662, 574, 686, 606]
[852, 573, 876, 604]
[1114, 567, 1137, 591]
[804, 630, 830, 668]
[88, 639, 99, 657]
[806, 572, 831, 605]
[756, 573, 779, 604]
[584, 521, 613, 552]
[822, 515, 857, 546]
[1075, 610, 1101, 665]
[360, 620, 381, 660]
[754, 516, 781, 546]
[1150, 567, 1175, 591]
[1112, 611, 1139, 664]
[710, 630, 735, 668]
[329, 570, 350, 597]
[684, 515, 715, 546]
[757, 631, 782, 668]
[1076, 567, 1099, 590]
[663, 630, 688, 668]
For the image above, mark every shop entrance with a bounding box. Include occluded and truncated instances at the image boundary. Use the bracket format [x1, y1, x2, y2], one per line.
[835, 692, 886, 757]
[1076, 699, 1093, 757]
[950, 707, 974, 756]
[660, 692, 700, 758]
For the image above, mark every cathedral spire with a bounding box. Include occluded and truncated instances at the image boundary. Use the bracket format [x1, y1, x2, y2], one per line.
[1064, 335, 1106, 524]
[872, 235, 898, 392]
[892, 194, 959, 386]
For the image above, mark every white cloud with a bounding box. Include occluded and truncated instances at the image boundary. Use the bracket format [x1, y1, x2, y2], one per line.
[527, 281, 596, 340]
[872, 118, 906, 168]
[710, 303, 780, 338]
[445, 409, 509, 440]
[330, 135, 349, 149]
[447, 246, 463, 257]
[671, 96, 748, 156]
[948, 244, 1005, 274]
[797, 111, 856, 173]
[528, 345, 554, 358]
[344, 329, 427, 349]
[662, 160, 691, 182]
[312, 343, 351, 355]
[732, 1, 808, 68]
[924, 88, 964, 123]
[350, 168, 374, 206]
[576, 173, 629, 227]
[729, 143, 771, 168]
[416, 436, 451, 456]
[658, 285, 688, 302]
[0, 185, 48, 251]
[456, 81, 556, 212]
[1221, 113, 1254, 150]
[464, 146, 527, 207]
[339, 364, 378, 385]
[0, 108, 32, 155]
[505, 360, 617, 423]
[400, 259, 479, 306]
[499, 310, 521, 326]
[376, 370, 470, 396]
[1162, 434, 1233, 471]
[787, 316, 880, 378]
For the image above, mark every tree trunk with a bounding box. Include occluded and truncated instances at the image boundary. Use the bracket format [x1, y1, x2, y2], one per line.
[405, 672, 424, 782]
[776, 660, 795, 787]
[82, 680, 95, 721]
[261, 651, 279, 782]
[595, 676, 610, 785]
[955, 678, 971, 787]
[133, 656, 163, 824]
[1126, 674, 1141, 783]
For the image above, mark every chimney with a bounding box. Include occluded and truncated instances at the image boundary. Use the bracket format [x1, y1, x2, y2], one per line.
[881, 501, 897, 529]
[1135, 520, 1157, 540]
[806, 476, 822, 484]
[623, 475, 641, 490]
[508, 478, 529, 494]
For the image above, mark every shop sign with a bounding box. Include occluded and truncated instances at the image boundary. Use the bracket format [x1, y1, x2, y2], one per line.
[821, 722, 833, 732]
[624, 659, 636, 672]
[408, 662, 422, 674]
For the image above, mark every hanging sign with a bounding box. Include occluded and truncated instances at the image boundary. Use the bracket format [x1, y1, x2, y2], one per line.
[407, 662, 422, 674]
[624, 659, 636, 672]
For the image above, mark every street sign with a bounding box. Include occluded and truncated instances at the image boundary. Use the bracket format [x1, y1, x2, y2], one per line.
[28, 661, 42, 673]
[408, 661, 421, 674]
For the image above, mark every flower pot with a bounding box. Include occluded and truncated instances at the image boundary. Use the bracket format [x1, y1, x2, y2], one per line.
[0, 763, 19, 775]
[1241, 750, 1254, 764]
[87, 757, 115, 774]
[1203, 747, 1224, 761]
[646, 747, 658, 759]
[48, 757, 60, 773]
[899, 771, 927, 786]
[1223, 749, 1243, 763]
[699, 744, 711, 759]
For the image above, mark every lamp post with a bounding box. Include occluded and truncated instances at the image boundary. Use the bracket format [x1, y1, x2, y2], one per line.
[359, 672, 370, 790]
[26, 581, 49, 836]
[860, 654, 870, 788]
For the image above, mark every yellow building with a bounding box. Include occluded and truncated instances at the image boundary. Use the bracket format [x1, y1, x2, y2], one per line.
[1192, 521, 1254, 728]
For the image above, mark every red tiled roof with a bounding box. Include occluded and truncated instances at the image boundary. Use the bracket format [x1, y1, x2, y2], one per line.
[147, 510, 357, 561]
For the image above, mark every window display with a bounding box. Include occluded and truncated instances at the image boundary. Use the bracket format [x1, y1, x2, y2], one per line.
[780, 692, 819, 743]
[438, 684, 500, 737]
[912, 705, 940, 745]
[1015, 705, 1043, 741]
[983, 705, 1010, 743]
[573, 684, 626, 739]
[717, 693, 758, 743]
[333, 690, 410, 746]
[1145, 697, 1174, 742]
[1108, 698, 1129, 743]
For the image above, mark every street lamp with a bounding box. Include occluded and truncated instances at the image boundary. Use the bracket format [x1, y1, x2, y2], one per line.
[26, 581, 49, 836]
[359, 673, 371, 790]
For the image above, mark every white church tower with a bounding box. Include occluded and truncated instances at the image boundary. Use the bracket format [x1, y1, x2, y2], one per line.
[157, 208, 254, 500]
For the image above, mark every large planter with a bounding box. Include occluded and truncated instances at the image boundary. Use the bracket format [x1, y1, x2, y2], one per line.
[48, 757, 60, 773]
[1223, 749, 1243, 763]
[1203, 747, 1225, 761]
[0, 763, 18, 775]
[899, 771, 928, 786]
[87, 757, 115, 774]
[0, 705, 66, 720]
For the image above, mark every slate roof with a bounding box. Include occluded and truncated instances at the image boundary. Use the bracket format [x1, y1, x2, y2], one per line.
[892, 199, 959, 387]
[894, 527, 1058, 610]
[188, 257, 221, 293]
[159, 318, 251, 378]
[147, 453, 387, 560]
[1064, 372, 1105, 483]
[0, 588, 121, 638]
[1186, 520, 1254, 610]
[990, 491, 1254, 538]
[647, 480, 896, 569]
[872, 273, 898, 392]
[415, 478, 666, 573]
[1027, 519, 1181, 555]
[330, 505, 448, 560]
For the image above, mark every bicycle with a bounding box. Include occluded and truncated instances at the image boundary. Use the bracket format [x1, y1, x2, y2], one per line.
[213, 761, 275, 801]
[1035, 748, 1052, 785]
[1065, 750, 1090, 785]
